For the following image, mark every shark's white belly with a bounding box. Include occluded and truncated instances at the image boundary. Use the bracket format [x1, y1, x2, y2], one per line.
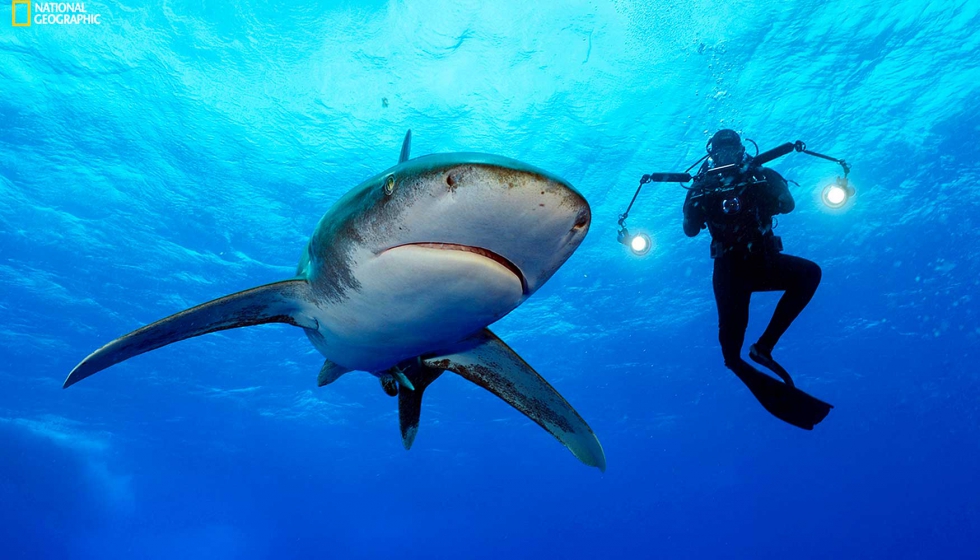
[307, 245, 524, 372]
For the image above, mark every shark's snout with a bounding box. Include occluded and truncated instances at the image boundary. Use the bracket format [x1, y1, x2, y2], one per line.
[361, 153, 590, 298]
[573, 207, 590, 230]
[435, 161, 590, 294]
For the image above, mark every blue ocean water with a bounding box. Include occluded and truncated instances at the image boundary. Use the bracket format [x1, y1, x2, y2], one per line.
[2, 0, 979, 558]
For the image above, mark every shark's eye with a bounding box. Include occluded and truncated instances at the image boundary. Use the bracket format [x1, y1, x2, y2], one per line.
[383, 174, 395, 196]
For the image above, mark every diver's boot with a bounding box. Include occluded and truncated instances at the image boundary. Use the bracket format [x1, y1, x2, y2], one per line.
[749, 343, 794, 387]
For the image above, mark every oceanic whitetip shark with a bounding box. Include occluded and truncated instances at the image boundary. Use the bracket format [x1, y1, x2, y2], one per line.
[65, 131, 606, 471]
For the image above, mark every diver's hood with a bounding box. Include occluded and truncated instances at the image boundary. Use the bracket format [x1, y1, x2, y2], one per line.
[707, 129, 745, 166]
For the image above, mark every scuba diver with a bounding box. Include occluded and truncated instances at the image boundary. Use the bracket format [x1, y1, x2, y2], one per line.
[683, 129, 832, 429]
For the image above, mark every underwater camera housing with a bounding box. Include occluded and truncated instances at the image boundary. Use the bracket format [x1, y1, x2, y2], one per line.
[616, 139, 853, 256]
[686, 171, 772, 217]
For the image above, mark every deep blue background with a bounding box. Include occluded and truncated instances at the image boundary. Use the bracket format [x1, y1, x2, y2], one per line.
[2, 1, 979, 558]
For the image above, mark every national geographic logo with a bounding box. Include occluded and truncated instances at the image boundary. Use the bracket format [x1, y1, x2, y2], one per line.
[11, 1, 104, 26]
[12, 0, 29, 25]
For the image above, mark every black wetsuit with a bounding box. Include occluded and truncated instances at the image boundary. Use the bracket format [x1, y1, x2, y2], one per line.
[683, 165, 822, 382]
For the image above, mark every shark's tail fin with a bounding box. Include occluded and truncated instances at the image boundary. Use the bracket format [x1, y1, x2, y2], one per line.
[399, 329, 606, 471]
[396, 361, 444, 449]
[64, 279, 317, 388]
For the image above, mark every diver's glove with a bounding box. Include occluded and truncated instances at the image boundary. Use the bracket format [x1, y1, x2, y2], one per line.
[683, 192, 707, 235]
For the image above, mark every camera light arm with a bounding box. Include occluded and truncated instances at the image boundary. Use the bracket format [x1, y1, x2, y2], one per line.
[617, 139, 854, 252]
[636, 140, 850, 184]
[790, 140, 851, 178]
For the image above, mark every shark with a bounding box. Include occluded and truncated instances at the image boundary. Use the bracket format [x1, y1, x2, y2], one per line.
[65, 131, 606, 471]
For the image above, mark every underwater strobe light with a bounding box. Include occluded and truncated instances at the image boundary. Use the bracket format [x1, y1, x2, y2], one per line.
[616, 173, 663, 257]
[630, 232, 652, 255]
[782, 140, 855, 209]
[615, 139, 855, 258]
[618, 224, 652, 256]
[821, 176, 855, 209]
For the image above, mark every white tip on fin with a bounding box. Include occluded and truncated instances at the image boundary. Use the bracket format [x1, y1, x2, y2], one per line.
[64, 279, 316, 389]
[424, 329, 606, 471]
[402, 425, 418, 450]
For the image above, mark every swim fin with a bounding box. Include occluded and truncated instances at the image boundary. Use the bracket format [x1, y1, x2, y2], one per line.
[731, 360, 832, 430]
[749, 344, 794, 387]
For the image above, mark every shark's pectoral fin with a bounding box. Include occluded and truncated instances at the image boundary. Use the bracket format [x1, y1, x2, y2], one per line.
[65, 279, 317, 388]
[395, 360, 444, 449]
[423, 329, 606, 471]
[317, 360, 352, 387]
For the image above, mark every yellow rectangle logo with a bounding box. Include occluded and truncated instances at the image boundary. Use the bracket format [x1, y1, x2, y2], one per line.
[12, 0, 31, 26]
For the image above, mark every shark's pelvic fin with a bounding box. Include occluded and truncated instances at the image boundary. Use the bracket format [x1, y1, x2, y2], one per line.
[64, 279, 317, 388]
[396, 360, 444, 449]
[423, 329, 606, 471]
[317, 360, 352, 387]
[391, 369, 415, 391]
[398, 129, 412, 164]
[380, 374, 399, 397]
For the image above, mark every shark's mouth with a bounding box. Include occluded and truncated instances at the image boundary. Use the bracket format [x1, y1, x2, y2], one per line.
[389, 242, 529, 295]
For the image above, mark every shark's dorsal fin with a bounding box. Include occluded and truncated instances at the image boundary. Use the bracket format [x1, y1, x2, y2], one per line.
[423, 329, 606, 471]
[398, 129, 412, 164]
